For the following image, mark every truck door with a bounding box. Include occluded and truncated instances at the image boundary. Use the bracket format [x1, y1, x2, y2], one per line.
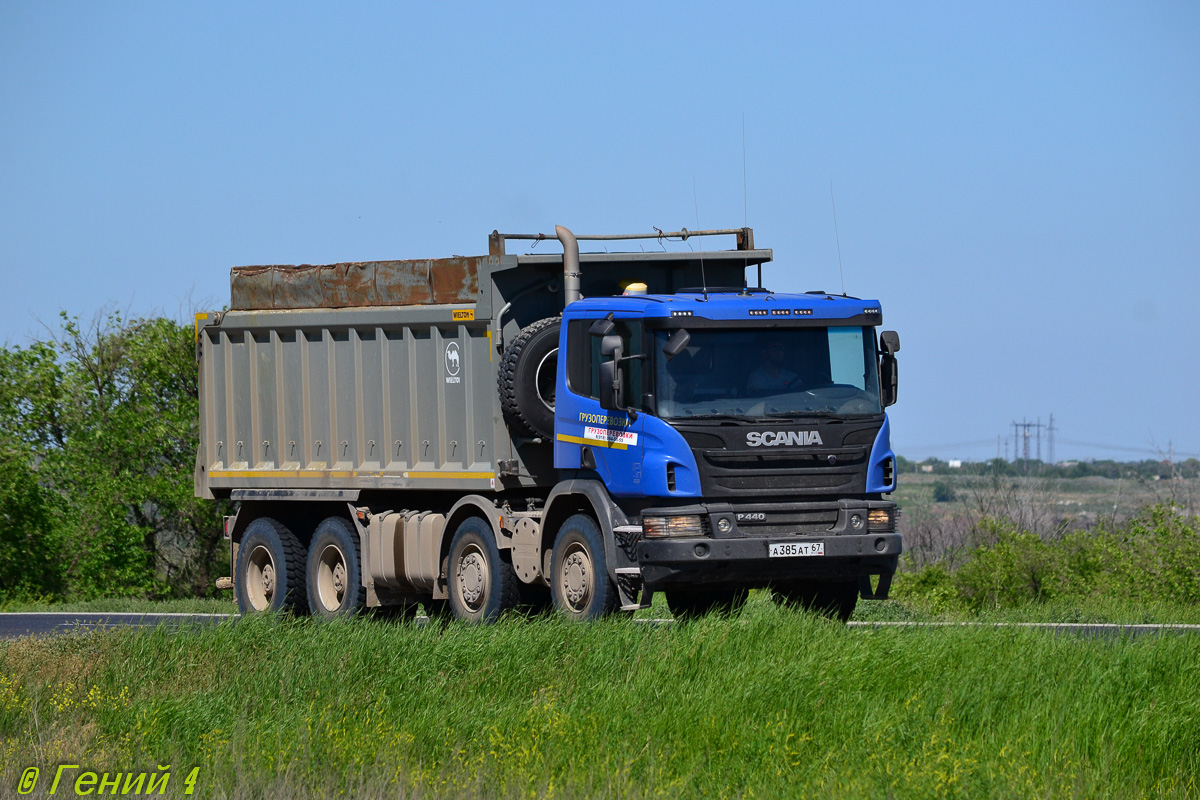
[555, 316, 646, 495]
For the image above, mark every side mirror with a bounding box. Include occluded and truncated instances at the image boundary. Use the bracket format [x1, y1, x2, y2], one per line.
[662, 328, 691, 359]
[598, 333, 625, 411]
[590, 314, 615, 337]
[880, 330, 900, 356]
[880, 354, 898, 407]
[598, 360, 624, 410]
[599, 334, 623, 360]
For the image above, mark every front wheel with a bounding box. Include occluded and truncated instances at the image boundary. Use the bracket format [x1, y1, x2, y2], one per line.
[550, 514, 618, 621]
[447, 518, 520, 623]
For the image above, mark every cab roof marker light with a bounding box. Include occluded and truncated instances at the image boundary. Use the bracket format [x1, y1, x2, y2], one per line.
[794, 309, 813, 315]
[748, 309, 768, 316]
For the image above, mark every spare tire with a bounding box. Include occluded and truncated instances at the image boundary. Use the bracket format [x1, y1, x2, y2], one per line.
[498, 317, 560, 440]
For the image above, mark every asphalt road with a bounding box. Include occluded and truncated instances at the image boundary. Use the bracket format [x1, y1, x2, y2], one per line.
[2, 612, 1200, 640]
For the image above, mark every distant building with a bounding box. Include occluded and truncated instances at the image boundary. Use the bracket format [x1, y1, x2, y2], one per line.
[920, 465, 934, 473]
[949, 460, 962, 469]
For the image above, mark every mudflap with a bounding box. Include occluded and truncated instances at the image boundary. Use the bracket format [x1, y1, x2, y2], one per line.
[614, 567, 648, 611]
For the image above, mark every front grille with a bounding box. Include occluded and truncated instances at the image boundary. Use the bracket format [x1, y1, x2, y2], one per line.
[699, 449, 866, 495]
[673, 419, 883, 499]
[705, 450, 865, 470]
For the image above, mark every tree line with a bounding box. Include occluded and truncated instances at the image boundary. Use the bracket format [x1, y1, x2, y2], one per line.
[0, 313, 228, 600]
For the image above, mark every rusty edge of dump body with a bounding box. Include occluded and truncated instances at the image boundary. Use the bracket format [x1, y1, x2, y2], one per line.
[230, 256, 484, 311]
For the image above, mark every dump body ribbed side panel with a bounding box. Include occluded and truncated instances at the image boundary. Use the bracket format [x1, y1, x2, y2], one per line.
[197, 306, 498, 493]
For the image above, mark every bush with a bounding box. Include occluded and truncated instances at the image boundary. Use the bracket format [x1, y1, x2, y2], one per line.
[955, 528, 1069, 609]
[897, 504, 1200, 610]
[931, 480, 956, 503]
[891, 563, 963, 614]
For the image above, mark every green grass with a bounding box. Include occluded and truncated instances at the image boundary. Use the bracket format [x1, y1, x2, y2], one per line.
[3, 603, 1198, 799]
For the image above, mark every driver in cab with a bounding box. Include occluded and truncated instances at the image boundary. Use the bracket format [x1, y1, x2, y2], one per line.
[747, 339, 799, 395]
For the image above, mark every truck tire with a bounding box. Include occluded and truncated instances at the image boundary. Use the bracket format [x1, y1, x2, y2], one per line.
[447, 517, 520, 623]
[498, 316, 560, 440]
[776, 580, 858, 622]
[665, 586, 748, 621]
[550, 514, 619, 621]
[235, 517, 307, 614]
[305, 515, 366, 619]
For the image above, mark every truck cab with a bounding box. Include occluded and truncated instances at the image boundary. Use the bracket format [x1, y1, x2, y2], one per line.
[552, 288, 901, 617]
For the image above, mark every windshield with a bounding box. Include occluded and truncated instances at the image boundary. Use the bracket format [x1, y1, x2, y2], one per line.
[654, 326, 882, 419]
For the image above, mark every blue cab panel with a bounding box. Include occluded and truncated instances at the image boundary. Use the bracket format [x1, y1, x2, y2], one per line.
[554, 290, 885, 500]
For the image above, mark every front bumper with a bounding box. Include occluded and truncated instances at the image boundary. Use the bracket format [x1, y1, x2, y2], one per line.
[637, 532, 901, 587]
[634, 499, 901, 589]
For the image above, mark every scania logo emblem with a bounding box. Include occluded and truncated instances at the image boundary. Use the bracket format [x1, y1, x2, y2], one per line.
[746, 430, 823, 447]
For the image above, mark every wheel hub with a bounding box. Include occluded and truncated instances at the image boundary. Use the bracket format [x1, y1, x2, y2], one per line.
[458, 552, 485, 606]
[317, 543, 349, 611]
[563, 551, 589, 606]
[261, 563, 275, 596]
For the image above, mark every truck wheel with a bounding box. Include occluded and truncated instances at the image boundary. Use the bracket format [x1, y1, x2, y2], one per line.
[498, 316, 560, 440]
[665, 586, 748, 621]
[305, 516, 366, 619]
[235, 517, 307, 614]
[550, 514, 618, 621]
[776, 580, 858, 622]
[447, 517, 520, 623]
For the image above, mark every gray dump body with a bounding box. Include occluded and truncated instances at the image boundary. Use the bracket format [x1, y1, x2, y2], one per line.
[195, 243, 770, 501]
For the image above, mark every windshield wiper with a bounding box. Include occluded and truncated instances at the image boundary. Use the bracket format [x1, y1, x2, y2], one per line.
[673, 412, 760, 422]
[763, 410, 856, 420]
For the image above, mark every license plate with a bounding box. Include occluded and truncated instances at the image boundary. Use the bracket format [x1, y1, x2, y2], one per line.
[769, 541, 825, 558]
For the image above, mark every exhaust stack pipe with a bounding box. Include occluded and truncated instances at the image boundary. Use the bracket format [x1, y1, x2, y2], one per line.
[556, 225, 581, 306]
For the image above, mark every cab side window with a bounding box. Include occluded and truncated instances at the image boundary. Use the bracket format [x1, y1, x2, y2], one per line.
[565, 318, 644, 407]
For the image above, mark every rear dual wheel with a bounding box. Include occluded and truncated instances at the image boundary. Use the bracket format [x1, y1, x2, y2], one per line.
[305, 516, 366, 619]
[235, 514, 367, 619]
[235, 518, 307, 615]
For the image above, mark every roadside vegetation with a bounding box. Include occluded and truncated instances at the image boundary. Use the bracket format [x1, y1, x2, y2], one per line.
[0, 313, 229, 603]
[3, 607, 1198, 800]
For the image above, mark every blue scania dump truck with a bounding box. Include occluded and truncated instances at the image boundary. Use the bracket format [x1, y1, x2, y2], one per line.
[197, 225, 900, 622]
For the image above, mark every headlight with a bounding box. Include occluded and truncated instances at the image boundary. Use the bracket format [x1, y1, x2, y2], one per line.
[867, 508, 894, 531]
[643, 515, 704, 538]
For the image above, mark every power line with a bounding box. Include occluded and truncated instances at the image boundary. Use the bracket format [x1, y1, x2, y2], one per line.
[1055, 439, 1199, 459]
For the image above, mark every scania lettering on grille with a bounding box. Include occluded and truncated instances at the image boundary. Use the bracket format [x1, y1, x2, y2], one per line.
[745, 430, 823, 447]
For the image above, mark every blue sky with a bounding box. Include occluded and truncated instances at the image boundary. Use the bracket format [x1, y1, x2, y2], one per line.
[2, 1, 1197, 463]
